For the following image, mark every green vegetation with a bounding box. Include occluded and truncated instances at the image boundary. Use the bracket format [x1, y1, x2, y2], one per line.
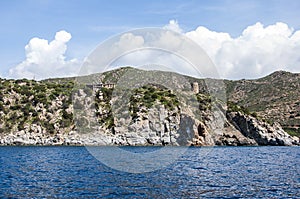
[94, 87, 115, 129]
[225, 71, 300, 128]
[0, 67, 298, 138]
[196, 93, 212, 111]
[227, 101, 260, 119]
[128, 84, 180, 119]
[283, 128, 300, 137]
[227, 101, 250, 114]
[0, 78, 74, 134]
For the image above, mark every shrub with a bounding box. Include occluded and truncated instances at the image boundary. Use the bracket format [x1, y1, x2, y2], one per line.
[283, 128, 300, 137]
[60, 110, 73, 128]
[11, 104, 22, 111]
[250, 112, 258, 118]
[227, 101, 251, 115]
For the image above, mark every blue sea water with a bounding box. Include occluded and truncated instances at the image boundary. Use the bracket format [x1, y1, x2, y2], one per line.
[0, 146, 299, 198]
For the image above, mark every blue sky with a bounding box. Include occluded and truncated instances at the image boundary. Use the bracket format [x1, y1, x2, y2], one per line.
[1, 0, 300, 79]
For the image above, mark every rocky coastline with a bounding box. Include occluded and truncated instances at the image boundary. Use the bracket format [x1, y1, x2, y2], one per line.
[0, 68, 299, 146]
[1, 110, 299, 146]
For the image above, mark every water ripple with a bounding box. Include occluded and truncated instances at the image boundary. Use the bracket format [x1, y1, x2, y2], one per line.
[0, 146, 299, 198]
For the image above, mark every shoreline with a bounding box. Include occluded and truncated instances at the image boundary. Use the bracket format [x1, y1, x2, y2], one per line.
[1, 143, 299, 147]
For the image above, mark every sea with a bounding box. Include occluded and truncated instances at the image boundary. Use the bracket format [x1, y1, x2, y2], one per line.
[0, 146, 299, 198]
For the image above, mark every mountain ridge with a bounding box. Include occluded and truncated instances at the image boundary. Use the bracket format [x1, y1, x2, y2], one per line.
[0, 67, 299, 145]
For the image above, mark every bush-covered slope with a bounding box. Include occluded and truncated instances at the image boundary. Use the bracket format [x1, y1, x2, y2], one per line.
[0, 78, 74, 135]
[0, 68, 299, 145]
[225, 71, 300, 136]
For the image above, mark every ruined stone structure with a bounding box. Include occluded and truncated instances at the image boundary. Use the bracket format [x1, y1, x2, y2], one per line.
[93, 83, 115, 89]
[86, 83, 115, 93]
[192, 82, 199, 94]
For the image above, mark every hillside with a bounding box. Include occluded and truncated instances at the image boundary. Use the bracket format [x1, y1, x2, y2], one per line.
[0, 78, 74, 134]
[0, 68, 299, 145]
[225, 71, 300, 136]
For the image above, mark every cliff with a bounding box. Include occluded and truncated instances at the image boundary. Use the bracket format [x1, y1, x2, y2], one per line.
[225, 71, 300, 136]
[0, 68, 299, 146]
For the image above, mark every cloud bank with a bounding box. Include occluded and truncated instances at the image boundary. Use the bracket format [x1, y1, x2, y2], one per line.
[9, 30, 80, 80]
[9, 22, 300, 80]
[185, 22, 300, 79]
[111, 20, 300, 79]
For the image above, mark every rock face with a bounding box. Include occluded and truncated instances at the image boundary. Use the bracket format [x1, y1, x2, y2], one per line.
[0, 68, 299, 146]
[227, 112, 299, 146]
[2, 109, 298, 146]
[113, 105, 181, 146]
[226, 71, 300, 134]
[215, 121, 258, 146]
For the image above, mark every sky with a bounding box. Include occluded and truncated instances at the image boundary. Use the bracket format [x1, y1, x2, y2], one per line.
[0, 0, 300, 80]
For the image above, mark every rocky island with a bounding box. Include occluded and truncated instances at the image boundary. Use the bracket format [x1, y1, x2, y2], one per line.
[0, 68, 299, 146]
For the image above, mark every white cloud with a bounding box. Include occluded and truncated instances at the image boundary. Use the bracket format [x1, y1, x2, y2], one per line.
[186, 26, 232, 61]
[109, 21, 300, 79]
[105, 29, 214, 78]
[81, 32, 145, 75]
[12, 22, 300, 80]
[113, 33, 144, 52]
[185, 22, 300, 79]
[164, 20, 182, 33]
[9, 30, 80, 80]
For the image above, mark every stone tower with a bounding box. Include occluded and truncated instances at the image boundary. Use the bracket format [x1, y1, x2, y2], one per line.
[192, 82, 199, 94]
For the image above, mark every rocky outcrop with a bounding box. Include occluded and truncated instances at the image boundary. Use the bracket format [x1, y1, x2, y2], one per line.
[103, 105, 183, 146]
[2, 108, 299, 146]
[0, 68, 299, 146]
[215, 121, 258, 146]
[226, 71, 300, 133]
[227, 112, 299, 146]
